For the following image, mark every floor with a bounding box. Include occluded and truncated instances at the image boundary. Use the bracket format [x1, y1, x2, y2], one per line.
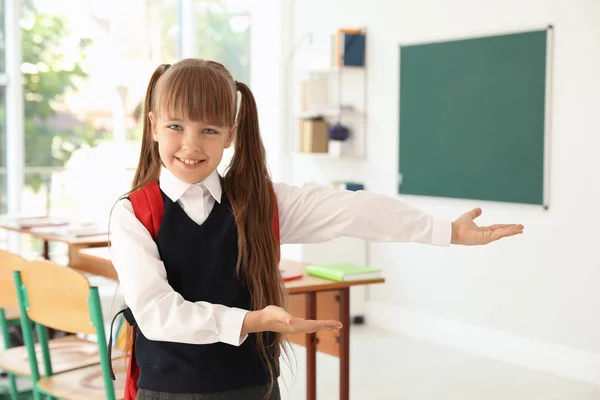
[276, 325, 600, 400]
[2, 325, 599, 400]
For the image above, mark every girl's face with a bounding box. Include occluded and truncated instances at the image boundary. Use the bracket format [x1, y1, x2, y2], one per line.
[149, 111, 235, 184]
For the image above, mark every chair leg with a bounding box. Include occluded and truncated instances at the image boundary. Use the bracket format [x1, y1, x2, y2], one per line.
[7, 373, 18, 400]
[32, 387, 43, 400]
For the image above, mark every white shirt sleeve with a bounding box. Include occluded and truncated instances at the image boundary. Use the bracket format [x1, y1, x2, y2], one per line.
[109, 198, 249, 346]
[274, 182, 452, 245]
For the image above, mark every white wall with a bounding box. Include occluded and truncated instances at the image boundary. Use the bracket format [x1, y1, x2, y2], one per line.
[289, 0, 600, 384]
[249, 0, 293, 183]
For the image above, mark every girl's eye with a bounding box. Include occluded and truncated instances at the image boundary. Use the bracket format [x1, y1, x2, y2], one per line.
[167, 124, 183, 131]
[203, 128, 218, 134]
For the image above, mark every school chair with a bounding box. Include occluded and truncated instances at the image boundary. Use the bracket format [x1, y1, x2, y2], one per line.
[11, 259, 127, 400]
[0, 249, 27, 399]
[1, 249, 118, 399]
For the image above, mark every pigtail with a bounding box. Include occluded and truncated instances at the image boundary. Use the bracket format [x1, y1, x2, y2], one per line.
[121, 63, 171, 379]
[130, 64, 171, 192]
[223, 81, 287, 396]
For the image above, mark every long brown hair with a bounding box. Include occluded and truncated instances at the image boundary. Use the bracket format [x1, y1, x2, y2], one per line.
[129, 59, 286, 393]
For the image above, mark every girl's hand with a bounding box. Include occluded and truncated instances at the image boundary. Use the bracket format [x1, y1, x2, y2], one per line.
[451, 208, 524, 246]
[242, 305, 342, 335]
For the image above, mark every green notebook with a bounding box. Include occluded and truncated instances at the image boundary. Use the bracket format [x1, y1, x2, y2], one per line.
[305, 263, 382, 282]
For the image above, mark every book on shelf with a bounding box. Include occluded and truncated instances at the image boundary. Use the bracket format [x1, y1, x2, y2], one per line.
[305, 263, 382, 282]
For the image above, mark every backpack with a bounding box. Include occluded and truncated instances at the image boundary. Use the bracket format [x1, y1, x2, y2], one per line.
[119, 180, 281, 400]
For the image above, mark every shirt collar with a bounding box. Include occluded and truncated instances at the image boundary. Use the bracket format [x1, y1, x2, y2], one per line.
[159, 167, 222, 204]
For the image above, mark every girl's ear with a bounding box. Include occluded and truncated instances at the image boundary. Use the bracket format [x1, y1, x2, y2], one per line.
[225, 122, 237, 149]
[148, 112, 158, 141]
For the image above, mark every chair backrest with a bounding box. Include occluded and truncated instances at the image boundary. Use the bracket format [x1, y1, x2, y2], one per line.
[0, 249, 26, 311]
[16, 260, 98, 335]
[14, 259, 116, 399]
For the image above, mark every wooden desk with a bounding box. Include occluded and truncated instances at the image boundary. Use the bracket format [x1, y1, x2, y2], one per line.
[75, 247, 384, 400]
[72, 246, 118, 280]
[0, 221, 108, 261]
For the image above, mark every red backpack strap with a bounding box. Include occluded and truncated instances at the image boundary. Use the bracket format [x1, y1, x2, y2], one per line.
[129, 180, 164, 239]
[124, 351, 139, 400]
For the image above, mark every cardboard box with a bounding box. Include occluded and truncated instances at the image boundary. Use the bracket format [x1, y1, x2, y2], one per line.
[299, 118, 329, 153]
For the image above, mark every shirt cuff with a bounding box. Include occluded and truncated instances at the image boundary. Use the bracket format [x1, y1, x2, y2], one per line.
[430, 217, 452, 246]
[219, 307, 249, 346]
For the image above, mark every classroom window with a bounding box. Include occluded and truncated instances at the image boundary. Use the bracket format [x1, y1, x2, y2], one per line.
[10, 0, 250, 257]
[14, 0, 182, 258]
[19, 0, 181, 226]
[192, 0, 251, 83]
[19, 0, 251, 224]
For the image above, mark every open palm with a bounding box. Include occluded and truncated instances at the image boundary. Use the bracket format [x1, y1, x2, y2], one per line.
[452, 208, 524, 245]
[262, 305, 343, 334]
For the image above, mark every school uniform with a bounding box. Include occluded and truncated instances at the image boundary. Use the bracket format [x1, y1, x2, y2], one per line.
[109, 167, 451, 399]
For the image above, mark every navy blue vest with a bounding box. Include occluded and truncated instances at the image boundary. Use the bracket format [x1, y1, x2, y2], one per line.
[134, 190, 276, 393]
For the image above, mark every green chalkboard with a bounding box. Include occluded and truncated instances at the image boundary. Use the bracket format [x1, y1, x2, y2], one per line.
[399, 29, 549, 206]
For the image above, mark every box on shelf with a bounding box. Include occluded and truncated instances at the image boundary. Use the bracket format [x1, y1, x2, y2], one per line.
[298, 118, 329, 153]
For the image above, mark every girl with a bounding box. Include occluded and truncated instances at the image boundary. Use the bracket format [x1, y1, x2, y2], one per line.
[109, 58, 523, 400]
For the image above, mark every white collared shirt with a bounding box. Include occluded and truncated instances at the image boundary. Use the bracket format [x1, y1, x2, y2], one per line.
[109, 168, 451, 346]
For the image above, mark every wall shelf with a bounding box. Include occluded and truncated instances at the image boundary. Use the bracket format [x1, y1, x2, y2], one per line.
[295, 61, 367, 158]
[286, 28, 369, 320]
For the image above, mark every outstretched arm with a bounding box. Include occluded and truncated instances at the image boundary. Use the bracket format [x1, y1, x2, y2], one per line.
[274, 183, 522, 246]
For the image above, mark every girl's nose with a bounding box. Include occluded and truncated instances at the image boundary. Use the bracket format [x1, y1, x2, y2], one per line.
[181, 132, 202, 151]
